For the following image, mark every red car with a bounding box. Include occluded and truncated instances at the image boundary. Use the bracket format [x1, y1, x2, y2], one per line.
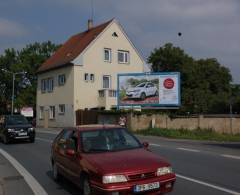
[51, 125, 176, 195]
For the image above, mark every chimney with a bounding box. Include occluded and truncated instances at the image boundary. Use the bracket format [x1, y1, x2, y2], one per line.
[88, 19, 93, 30]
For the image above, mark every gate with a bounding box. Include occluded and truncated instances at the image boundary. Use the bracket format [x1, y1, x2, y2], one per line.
[75, 109, 98, 125]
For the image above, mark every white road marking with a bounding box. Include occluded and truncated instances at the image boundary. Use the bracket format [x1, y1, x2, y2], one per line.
[221, 154, 240, 160]
[149, 143, 161, 147]
[177, 147, 200, 152]
[177, 174, 240, 195]
[35, 137, 52, 143]
[0, 148, 48, 195]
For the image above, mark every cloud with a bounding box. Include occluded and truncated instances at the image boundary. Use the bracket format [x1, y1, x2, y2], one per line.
[0, 0, 239, 83]
[0, 18, 28, 37]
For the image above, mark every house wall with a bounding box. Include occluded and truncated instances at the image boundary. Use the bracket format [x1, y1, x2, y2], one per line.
[73, 21, 144, 110]
[36, 66, 75, 127]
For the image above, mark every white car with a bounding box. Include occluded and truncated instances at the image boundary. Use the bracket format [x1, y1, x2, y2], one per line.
[126, 82, 158, 100]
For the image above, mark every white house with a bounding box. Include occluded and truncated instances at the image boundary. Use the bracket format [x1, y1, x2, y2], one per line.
[36, 19, 145, 127]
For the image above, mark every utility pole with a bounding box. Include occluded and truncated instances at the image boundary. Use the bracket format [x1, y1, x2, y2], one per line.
[11, 73, 15, 115]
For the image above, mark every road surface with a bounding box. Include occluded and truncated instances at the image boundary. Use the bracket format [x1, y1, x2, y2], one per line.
[0, 129, 240, 195]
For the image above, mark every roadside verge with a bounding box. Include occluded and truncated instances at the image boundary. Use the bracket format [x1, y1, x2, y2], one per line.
[0, 148, 47, 195]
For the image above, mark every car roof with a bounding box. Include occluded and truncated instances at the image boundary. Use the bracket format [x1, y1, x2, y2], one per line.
[74, 124, 123, 132]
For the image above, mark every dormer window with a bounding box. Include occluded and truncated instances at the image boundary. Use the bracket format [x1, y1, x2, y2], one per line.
[104, 48, 111, 62]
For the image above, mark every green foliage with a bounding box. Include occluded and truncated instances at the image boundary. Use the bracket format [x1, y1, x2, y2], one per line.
[0, 41, 61, 114]
[148, 43, 235, 114]
[119, 89, 126, 100]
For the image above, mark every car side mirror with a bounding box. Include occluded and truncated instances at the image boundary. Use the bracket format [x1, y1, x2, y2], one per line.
[66, 138, 76, 156]
[142, 142, 149, 149]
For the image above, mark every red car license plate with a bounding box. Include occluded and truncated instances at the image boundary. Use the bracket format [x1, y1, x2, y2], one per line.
[134, 182, 160, 192]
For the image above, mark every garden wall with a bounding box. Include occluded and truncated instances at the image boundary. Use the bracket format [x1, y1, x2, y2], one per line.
[129, 114, 240, 134]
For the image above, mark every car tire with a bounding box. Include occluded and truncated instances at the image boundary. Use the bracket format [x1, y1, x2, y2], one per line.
[3, 135, 9, 144]
[52, 162, 60, 181]
[83, 177, 91, 195]
[155, 90, 159, 96]
[140, 92, 146, 100]
[29, 136, 35, 143]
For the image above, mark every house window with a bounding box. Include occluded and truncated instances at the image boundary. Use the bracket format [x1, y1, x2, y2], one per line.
[49, 106, 55, 119]
[108, 90, 117, 97]
[41, 80, 46, 93]
[41, 78, 54, 93]
[118, 50, 129, 64]
[103, 75, 111, 89]
[98, 90, 105, 97]
[58, 74, 65, 86]
[39, 106, 44, 119]
[59, 104, 65, 115]
[90, 74, 95, 82]
[48, 78, 54, 92]
[84, 73, 89, 82]
[104, 48, 111, 62]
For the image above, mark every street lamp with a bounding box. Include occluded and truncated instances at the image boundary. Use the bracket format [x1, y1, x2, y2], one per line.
[1, 69, 26, 115]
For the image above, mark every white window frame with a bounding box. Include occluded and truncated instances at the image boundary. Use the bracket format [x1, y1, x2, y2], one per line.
[103, 75, 111, 89]
[58, 74, 65, 86]
[118, 50, 129, 64]
[59, 104, 65, 115]
[104, 48, 111, 62]
[49, 106, 55, 119]
[39, 106, 44, 119]
[48, 78, 54, 92]
[41, 78, 54, 93]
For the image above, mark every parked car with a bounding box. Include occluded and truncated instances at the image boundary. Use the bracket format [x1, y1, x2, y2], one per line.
[51, 125, 176, 195]
[0, 115, 35, 144]
[126, 82, 158, 100]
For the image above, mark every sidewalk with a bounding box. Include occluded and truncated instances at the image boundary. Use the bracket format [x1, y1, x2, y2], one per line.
[0, 152, 34, 195]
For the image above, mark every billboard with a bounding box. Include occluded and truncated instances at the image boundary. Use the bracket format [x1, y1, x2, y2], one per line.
[21, 107, 34, 117]
[117, 72, 180, 107]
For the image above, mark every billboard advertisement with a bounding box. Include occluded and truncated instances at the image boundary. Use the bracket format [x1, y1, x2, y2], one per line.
[118, 72, 180, 107]
[21, 107, 34, 117]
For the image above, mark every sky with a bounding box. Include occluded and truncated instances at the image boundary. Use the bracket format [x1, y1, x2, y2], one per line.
[0, 0, 239, 83]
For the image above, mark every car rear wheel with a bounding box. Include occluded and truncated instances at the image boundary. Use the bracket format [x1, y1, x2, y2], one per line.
[83, 178, 91, 195]
[52, 162, 60, 181]
[140, 92, 146, 100]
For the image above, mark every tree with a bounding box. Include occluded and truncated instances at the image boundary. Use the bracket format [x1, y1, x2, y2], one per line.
[148, 43, 233, 114]
[0, 41, 61, 114]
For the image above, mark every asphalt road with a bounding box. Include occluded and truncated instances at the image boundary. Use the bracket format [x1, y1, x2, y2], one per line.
[0, 130, 240, 195]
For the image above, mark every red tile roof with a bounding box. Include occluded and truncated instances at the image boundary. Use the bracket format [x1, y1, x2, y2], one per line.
[37, 19, 113, 73]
